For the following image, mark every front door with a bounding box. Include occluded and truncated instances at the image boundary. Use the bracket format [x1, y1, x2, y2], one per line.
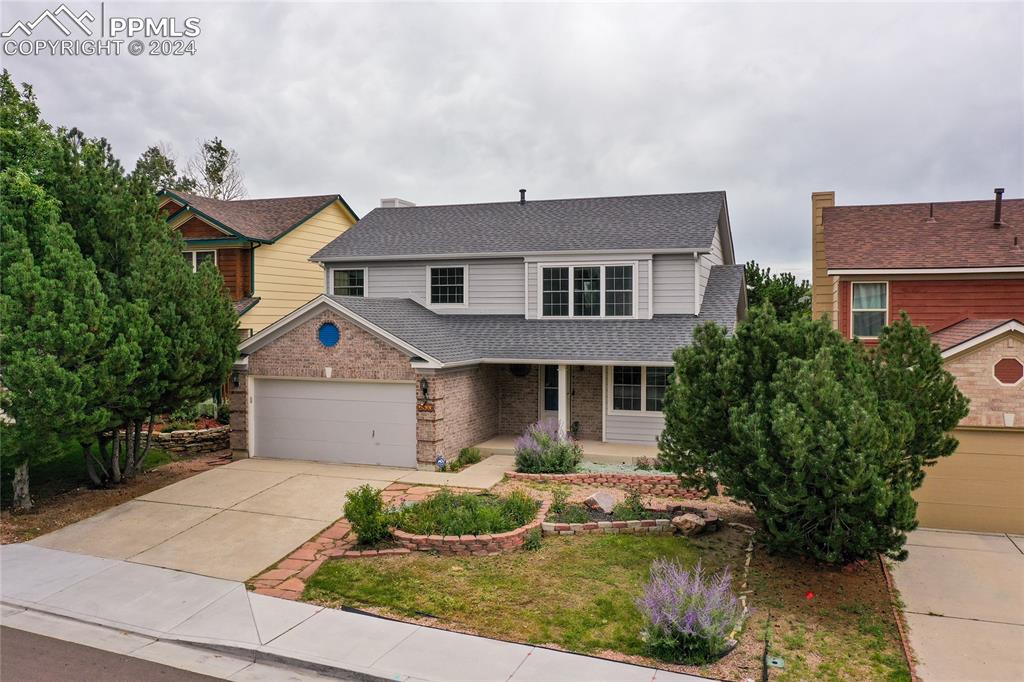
[540, 365, 568, 425]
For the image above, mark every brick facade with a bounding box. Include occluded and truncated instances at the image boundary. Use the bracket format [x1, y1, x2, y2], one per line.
[945, 331, 1024, 428]
[231, 307, 616, 465]
[570, 365, 603, 440]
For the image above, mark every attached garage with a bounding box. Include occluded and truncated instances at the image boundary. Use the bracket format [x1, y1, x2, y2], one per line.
[251, 378, 416, 468]
[914, 428, 1024, 534]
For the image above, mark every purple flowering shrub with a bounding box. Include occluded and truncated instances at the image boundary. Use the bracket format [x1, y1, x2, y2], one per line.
[513, 418, 582, 473]
[637, 559, 743, 664]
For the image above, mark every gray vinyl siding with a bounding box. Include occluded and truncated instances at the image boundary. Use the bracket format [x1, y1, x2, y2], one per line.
[696, 226, 724, 313]
[605, 411, 665, 444]
[329, 258, 524, 315]
[652, 254, 696, 315]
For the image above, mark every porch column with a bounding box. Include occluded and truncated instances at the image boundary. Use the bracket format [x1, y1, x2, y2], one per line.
[557, 363, 568, 436]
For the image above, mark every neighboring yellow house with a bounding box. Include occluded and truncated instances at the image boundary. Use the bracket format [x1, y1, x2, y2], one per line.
[158, 190, 358, 335]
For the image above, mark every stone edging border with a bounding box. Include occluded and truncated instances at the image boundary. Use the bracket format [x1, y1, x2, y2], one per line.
[879, 554, 921, 682]
[391, 498, 551, 555]
[505, 471, 703, 498]
[541, 518, 675, 536]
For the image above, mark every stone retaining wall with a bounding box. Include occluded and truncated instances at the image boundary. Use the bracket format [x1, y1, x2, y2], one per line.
[541, 518, 675, 536]
[506, 471, 703, 498]
[153, 425, 229, 455]
[390, 499, 551, 556]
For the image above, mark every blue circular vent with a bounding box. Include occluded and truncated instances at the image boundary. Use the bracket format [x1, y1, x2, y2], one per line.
[318, 322, 340, 347]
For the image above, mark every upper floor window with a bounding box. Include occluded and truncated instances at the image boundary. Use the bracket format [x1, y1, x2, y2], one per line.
[611, 366, 671, 412]
[332, 269, 365, 296]
[540, 263, 634, 318]
[430, 266, 465, 305]
[851, 282, 887, 338]
[183, 250, 216, 272]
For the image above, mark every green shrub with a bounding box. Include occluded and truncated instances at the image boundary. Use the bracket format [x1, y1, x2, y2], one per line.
[522, 528, 542, 551]
[395, 489, 539, 536]
[514, 419, 582, 474]
[458, 447, 482, 466]
[162, 420, 194, 432]
[169, 402, 199, 423]
[557, 504, 591, 524]
[344, 484, 393, 546]
[550, 486, 570, 515]
[612, 489, 648, 521]
[635, 456, 654, 471]
[659, 306, 969, 564]
[216, 402, 230, 424]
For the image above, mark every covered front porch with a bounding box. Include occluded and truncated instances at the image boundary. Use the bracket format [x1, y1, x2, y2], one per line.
[474, 434, 659, 465]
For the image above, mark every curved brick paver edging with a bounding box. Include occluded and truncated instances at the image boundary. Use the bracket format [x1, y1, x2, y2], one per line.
[505, 471, 704, 498]
[392, 498, 550, 555]
[541, 518, 675, 536]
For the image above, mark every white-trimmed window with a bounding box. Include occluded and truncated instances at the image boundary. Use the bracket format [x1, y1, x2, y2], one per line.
[851, 282, 887, 338]
[540, 263, 635, 318]
[611, 366, 671, 412]
[332, 268, 365, 296]
[429, 266, 466, 305]
[183, 250, 216, 272]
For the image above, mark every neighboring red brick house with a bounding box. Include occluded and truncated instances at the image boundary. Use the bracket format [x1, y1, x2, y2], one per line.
[811, 189, 1024, 533]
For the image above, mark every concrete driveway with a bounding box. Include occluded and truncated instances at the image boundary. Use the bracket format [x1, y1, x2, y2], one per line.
[892, 529, 1024, 681]
[29, 458, 412, 581]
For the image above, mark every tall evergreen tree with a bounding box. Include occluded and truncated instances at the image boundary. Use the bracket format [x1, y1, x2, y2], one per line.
[132, 143, 196, 193]
[186, 137, 246, 199]
[744, 260, 811, 321]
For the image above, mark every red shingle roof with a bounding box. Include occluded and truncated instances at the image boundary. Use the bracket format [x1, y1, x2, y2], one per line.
[930, 318, 1020, 351]
[823, 198, 1024, 270]
[168, 192, 343, 242]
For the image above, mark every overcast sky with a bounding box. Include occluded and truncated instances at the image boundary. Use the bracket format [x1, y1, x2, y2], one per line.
[4, 1, 1022, 280]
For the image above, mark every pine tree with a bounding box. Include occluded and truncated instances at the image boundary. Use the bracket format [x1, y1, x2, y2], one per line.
[132, 143, 196, 193]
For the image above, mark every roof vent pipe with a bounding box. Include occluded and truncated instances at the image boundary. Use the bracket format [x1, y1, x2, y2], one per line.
[994, 188, 1005, 226]
[519, 189, 526, 205]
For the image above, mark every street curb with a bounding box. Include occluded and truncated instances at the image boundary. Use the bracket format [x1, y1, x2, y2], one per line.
[1, 598, 401, 682]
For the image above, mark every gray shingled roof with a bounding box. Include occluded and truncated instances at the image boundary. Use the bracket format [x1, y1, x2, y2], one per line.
[327, 264, 744, 364]
[312, 192, 726, 260]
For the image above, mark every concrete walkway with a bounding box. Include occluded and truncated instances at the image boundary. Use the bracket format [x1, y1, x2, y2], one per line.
[1, 544, 705, 682]
[892, 529, 1024, 681]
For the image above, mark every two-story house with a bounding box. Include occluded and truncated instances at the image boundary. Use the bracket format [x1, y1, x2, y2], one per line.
[159, 190, 359, 336]
[811, 189, 1024, 534]
[230, 191, 746, 469]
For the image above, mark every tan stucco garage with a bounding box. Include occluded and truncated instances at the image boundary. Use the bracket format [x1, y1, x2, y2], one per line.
[914, 428, 1024, 534]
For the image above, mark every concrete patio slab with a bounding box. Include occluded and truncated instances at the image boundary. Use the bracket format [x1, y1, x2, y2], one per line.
[247, 593, 322, 644]
[1009, 534, 1024, 553]
[170, 584, 261, 645]
[29, 500, 217, 559]
[0, 544, 117, 603]
[396, 455, 515, 490]
[263, 608, 419, 669]
[905, 612, 1024, 681]
[129, 510, 325, 581]
[908, 528, 1022, 553]
[897, 544, 1023, 623]
[38, 560, 236, 632]
[231, 474, 384, 521]
[138, 468, 293, 509]
[372, 625, 532, 682]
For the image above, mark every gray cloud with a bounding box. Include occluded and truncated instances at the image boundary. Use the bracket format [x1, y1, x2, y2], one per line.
[5, 1, 1022, 281]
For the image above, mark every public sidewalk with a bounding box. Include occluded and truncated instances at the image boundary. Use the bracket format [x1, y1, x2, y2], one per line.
[1, 544, 706, 682]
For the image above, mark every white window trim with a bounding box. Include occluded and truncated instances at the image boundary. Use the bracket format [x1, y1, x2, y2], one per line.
[425, 264, 469, 308]
[537, 261, 639, 319]
[328, 267, 368, 297]
[606, 365, 670, 415]
[850, 281, 888, 340]
[183, 249, 217, 272]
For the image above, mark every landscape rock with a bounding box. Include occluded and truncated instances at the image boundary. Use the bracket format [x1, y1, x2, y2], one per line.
[583, 491, 617, 514]
[702, 511, 721, 532]
[672, 513, 706, 536]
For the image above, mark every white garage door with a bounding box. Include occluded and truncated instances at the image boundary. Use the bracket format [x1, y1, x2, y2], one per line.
[253, 378, 416, 467]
